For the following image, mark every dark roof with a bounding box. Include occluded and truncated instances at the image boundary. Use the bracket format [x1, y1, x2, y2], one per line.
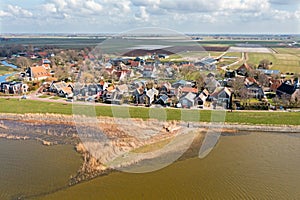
[237, 63, 253, 71]
[277, 83, 295, 95]
[159, 94, 169, 103]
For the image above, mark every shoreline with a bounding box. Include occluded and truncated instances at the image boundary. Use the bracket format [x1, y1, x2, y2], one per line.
[1, 113, 300, 133]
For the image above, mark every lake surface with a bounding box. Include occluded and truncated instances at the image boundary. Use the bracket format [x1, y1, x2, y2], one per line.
[1, 132, 300, 200]
[39, 131, 300, 200]
[0, 139, 82, 200]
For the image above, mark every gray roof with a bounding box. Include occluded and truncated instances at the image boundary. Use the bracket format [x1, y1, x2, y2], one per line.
[180, 92, 196, 102]
[257, 69, 280, 75]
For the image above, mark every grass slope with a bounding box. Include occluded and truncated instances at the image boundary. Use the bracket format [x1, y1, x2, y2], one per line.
[1, 98, 300, 125]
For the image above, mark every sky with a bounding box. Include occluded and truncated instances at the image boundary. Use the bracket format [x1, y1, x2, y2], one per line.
[0, 0, 299, 34]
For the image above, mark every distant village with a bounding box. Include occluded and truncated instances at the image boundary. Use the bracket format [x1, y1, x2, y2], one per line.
[0, 45, 300, 110]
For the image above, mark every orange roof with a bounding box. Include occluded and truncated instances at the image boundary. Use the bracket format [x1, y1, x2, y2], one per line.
[181, 87, 198, 93]
[107, 85, 115, 92]
[62, 86, 72, 94]
[31, 66, 50, 78]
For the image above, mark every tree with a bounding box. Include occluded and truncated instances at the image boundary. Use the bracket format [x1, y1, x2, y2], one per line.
[257, 72, 269, 87]
[180, 65, 196, 79]
[194, 72, 205, 90]
[258, 59, 272, 69]
[52, 64, 72, 81]
[232, 77, 245, 97]
[240, 87, 249, 104]
[15, 57, 32, 70]
[291, 90, 300, 107]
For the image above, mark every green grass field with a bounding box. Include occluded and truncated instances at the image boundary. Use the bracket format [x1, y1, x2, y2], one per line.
[246, 48, 300, 73]
[1, 98, 300, 125]
[0, 65, 17, 76]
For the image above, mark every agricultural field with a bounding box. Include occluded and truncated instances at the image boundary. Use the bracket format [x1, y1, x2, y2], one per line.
[247, 48, 300, 73]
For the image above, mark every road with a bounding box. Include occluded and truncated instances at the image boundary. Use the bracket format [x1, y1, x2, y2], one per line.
[220, 52, 247, 71]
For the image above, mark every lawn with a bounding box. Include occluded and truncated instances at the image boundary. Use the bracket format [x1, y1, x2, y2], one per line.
[50, 96, 64, 100]
[1, 98, 300, 125]
[0, 65, 17, 76]
[246, 49, 300, 73]
[273, 48, 300, 55]
[38, 95, 52, 99]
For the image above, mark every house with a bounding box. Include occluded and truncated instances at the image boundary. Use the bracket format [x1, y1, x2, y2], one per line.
[179, 86, 198, 94]
[194, 57, 217, 70]
[0, 81, 28, 94]
[270, 79, 284, 92]
[172, 80, 188, 88]
[156, 94, 169, 106]
[276, 82, 298, 99]
[146, 88, 159, 105]
[209, 87, 232, 109]
[42, 59, 51, 70]
[132, 83, 146, 104]
[49, 81, 73, 97]
[116, 84, 129, 94]
[205, 78, 221, 93]
[165, 67, 175, 78]
[179, 92, 197, 108]
[225, 70, 237, 78]
[117, 70, 131, 81]
[246, 83, 264, 99]
[104, 84, 130, 104]
[244, 77, 258, 86]
[142, 65, 158, 78]
[159, 82, 172, 95]
[236, 63, 254, 76]
[25, 66, 51, 81]
[195, 89, 209, 106]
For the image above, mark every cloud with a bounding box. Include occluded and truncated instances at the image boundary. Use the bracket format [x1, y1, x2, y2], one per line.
[135, 6, 149, 21]
[0, 0, 299, 33]
[0, 10, 11, 17]
[41, 0, 103, 17]
[6, 5, 33, 18]
[85, 0, 103, 12]
[42, 3, 57, 13]
[131, 0, 160, 7]
[269, 0, 300, 5]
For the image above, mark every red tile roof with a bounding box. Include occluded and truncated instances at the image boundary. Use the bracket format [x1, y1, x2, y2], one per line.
[31, 66, 50, 79]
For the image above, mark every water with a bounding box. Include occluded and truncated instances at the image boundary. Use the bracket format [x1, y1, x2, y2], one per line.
[0, 139, 82, 200]
[0, 73, 13, 82]
[1, 61, 19, 69]
[0, 61, 18, 82]
[39, 132, 300, 200]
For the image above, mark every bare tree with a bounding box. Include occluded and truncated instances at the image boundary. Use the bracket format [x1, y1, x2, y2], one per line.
[232, 77, 245, 97]
[15, 57, 32, 70]
[239, 87, 249, 105]
[257, 72, 269, 87]
[195, 72, 205, 89]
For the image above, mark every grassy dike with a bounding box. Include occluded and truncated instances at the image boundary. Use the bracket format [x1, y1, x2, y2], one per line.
[1, 98, 300, 125]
